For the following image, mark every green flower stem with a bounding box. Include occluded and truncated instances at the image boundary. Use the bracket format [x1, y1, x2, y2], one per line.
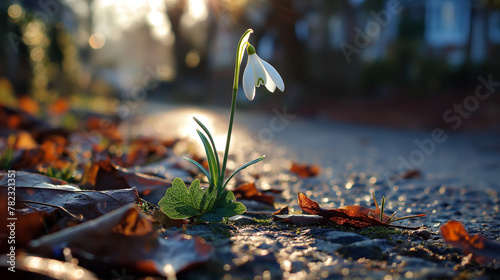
[221, 88, 237, 182]
[220, 29, 253, 183]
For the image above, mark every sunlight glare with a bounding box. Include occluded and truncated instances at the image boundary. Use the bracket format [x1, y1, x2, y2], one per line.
[177, 111, 227, 152]
[92, 0, 173, 44]
[188, 0, 208, 21]
[181, 0, 208, 28]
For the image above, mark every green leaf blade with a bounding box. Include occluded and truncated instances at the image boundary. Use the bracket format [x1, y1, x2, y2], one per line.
[183, 157, 211, 181]
[197, 130, 219, 186]
[223, 155, 265, 189]
[193, 117, 220, 172]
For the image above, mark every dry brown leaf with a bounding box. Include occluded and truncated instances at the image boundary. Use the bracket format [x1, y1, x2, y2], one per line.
[233, 182, 275, 206]
[393, 169, 422, 180]
[0, 190, 51, 253]
[28, 204, 213, 277]
[119, 137, 172, 167]
[85, 116, 121, 142]
[440, 220, 500, 265]
[298, 192, 423, 229]
[0, 171, 140, 222]
[0, 104, 50, 131]
[81, 157, 171, 195]
[11, 185, 140, 220]
[11, 140, 69, 170]
[13, 131, 38, 150]
[290, 162, 320, 178]
[273, 206, 289, 216]
[18, 96, 39, 115]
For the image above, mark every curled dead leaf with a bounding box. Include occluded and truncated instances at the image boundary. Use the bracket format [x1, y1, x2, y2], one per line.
[298, 192, 424, 229]
[440, 220, 500, 265]
[273, 206, 289, 216]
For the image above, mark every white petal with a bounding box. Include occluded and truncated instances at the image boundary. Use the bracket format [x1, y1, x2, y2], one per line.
[249, 54, 267, 87]
[263, 64, 277, 92]
[254, 54, 276, 92]
[242, 57, 256, 100]
[258, 55, 285, 92]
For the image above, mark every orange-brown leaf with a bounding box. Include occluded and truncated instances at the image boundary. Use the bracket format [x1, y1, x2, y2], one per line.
[233, 182, 275, 206]
[18, 96, 39, 115]
[290, 162, 320, 178]
[13, 131, 38, 150]
[298, 192, 388, 228]
[48, 98, 70, 115]
[440, 220, 500, 265]
[340, 205, 392, 223]
[297, 192, 423, 229]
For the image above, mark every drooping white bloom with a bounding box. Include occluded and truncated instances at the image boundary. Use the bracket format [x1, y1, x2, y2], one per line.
[242, 45, 284, 101]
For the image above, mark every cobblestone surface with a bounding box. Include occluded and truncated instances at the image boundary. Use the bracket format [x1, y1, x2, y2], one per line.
[140, 104, 500, 279]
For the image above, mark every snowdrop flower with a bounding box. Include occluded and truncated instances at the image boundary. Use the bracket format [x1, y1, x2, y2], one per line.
[242, 44, 284, 101]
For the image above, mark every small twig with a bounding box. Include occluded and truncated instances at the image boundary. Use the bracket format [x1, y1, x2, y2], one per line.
[387, 224, 422, 230]
[391, 214, 426, 222]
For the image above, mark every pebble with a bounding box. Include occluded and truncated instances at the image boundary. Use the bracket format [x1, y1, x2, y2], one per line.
[322, 231, 367, 244]
[413, 229, 432, 240]
[338, 239, 392, 260]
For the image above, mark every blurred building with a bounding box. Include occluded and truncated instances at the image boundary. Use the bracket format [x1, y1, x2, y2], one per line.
[2, 0, 500, 108]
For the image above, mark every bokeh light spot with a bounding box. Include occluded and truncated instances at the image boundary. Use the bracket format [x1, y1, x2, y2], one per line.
[89, 33, 106, 49]
[8, 4, 23, 19]
[30, 47, 45, 62]
[185, 51, 200, 68]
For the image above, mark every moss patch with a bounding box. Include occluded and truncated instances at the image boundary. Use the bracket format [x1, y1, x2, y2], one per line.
[358, 226, 401, 239]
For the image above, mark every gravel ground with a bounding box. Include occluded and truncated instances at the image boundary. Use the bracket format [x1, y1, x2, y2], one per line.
[132, 103, 500, 279]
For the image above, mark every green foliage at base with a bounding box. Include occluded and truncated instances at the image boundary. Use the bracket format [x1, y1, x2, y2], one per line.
[159, 178, 246, 222]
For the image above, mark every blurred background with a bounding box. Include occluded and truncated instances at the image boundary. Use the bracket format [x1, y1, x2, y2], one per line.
[1, 0, 500, 131]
